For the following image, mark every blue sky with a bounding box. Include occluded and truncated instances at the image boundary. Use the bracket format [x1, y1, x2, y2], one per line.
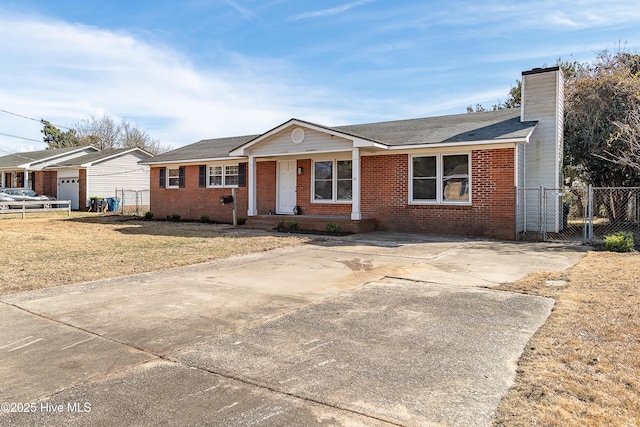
[1, 0, 640, 154]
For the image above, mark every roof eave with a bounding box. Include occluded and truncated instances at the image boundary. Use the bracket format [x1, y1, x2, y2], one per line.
[79, 148, 153, 167]
[140, 156, 245, 166]
[387, 137, 530, 150]
[353, 139, 389, 149]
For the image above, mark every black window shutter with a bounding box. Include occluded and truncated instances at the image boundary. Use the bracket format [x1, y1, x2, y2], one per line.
[238, 163, 246, 187]
[178, 166, 185, 188]
[159, 167, 166, 188]
[199, 165, 206, 187]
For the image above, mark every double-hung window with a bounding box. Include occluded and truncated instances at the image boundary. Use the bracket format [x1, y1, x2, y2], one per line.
[411, 154, 470, 204]
[208, 164, 239, 187]
[313, 160, 352, 202]
[167, 167, 181, 188]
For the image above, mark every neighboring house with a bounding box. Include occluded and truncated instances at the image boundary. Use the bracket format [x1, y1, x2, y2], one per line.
[142, 67, 563, 239]
[0, 146, 152, 210]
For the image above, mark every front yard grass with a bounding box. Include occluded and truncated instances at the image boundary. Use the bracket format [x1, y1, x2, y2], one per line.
[0, 213, 309, 295]
[494, 251, 640, 426]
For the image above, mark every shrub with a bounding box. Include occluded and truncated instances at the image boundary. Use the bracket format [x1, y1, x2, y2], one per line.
[604, 231, 634, 252]
[237, 217, 246, 225]
[326, 222, 340, 233]
[143, 211, 154, 221]
[284, 220, 299, 230]
[199, 214, 210, 223]
[168, 213, 181, 222]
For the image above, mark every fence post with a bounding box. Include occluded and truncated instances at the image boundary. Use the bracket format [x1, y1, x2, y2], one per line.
[514, 187, 519, 240]
[587, 185, 593, 243]
[538, 186, 544, 240]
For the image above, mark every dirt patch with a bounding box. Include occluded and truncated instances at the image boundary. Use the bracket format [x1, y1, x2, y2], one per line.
[0, 213, 310, 295]
[494, 251, 640, 427]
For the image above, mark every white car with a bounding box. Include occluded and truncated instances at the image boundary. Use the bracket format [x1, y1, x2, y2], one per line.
[0, 188, 56, 209]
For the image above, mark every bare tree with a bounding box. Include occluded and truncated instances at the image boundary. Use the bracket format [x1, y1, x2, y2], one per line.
[606, 104, 640, 171]
[72, 115, 170, 154]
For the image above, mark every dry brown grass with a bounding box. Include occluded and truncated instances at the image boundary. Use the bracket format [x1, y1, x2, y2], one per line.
[494, 251, 640, 427]
[0, 213, 309, 295]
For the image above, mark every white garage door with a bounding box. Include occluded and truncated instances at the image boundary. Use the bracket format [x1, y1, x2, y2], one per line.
[58, 177, 79, 210]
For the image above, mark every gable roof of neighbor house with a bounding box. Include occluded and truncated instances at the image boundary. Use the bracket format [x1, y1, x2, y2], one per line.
[51, 147, 153, 168]
[141, 108, 537, 165]
[0, 146, 99, 169]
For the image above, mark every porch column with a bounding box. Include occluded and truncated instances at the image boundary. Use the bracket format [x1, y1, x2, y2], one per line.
[247, 155, 257, 216]
[1, 172, 4, 187]
[351, 148, 361, 220]
[23, 170, 29, 189]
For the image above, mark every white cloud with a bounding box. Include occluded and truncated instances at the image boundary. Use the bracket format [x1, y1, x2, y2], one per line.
[292, 0, 374, 21]
[0, 12, 353, 154]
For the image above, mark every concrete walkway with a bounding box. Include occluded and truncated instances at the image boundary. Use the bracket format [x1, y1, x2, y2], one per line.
[0, 232, 586, 426]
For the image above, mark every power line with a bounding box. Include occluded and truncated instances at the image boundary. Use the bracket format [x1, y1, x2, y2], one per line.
[0, 108, 72, 130]
[0, 132, 44, 143]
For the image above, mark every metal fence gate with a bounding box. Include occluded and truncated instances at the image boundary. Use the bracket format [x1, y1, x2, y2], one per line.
[114, 189, 150, 215]
[516, 186, 640, 244]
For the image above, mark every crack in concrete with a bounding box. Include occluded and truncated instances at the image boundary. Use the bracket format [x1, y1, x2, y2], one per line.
[1, 299, 403, 426]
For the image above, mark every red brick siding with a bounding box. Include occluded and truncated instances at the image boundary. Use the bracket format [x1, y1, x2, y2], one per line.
[32, 171, 57, 197]
[150, 149, 515, 238]
[79, 169, 87, 209]
[294, 159, 352, 216]
[256, 161, 276, 214]
[150, 165, 248, 222]
[360, 149, 515, 239]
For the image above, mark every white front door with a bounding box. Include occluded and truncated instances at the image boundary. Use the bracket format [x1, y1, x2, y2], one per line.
[277, 160, 297, 214]
[58, 177, 80, 210]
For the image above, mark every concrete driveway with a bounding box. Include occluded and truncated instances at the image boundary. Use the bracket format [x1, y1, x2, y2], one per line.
[0, 232, 585, 426]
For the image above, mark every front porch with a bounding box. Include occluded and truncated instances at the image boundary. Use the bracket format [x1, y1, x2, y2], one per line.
[245, 215, 377, 234]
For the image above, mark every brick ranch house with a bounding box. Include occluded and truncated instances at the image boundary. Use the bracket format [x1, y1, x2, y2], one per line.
[0, 146, 151, 210]
[142, 67, 563, 239]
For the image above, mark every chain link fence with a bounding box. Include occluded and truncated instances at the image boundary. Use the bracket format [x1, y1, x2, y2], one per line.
[590, 187, 640, 243]
[114, 189, 150, 216]
[517, 186, 640, 244]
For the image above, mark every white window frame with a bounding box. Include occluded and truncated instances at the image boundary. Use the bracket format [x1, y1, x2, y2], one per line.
[409, 153, 471, 205]
[207, 164, 239, 188]
[312, 159, 353, 204]
[167, 167, 180, 189]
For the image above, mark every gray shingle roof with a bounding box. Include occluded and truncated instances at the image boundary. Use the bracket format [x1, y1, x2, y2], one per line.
[141, 135, 259, 164]
[0, 146, 87, 168]
[143, 108, 535, 163]
[55, 148, 151, 167]
[334, 108, 535, 145]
